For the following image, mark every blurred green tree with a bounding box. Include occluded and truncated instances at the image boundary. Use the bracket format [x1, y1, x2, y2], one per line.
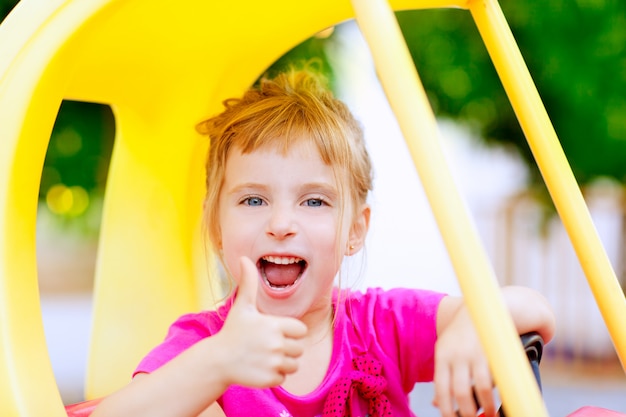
[396, 1, 626, 188]
[40, 102, 115, 233]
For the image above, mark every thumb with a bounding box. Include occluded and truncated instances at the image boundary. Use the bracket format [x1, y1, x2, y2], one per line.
[234, 256, 259, 308]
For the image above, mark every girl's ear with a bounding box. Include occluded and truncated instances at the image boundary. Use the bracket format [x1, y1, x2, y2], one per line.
[346, 204, 370, 256]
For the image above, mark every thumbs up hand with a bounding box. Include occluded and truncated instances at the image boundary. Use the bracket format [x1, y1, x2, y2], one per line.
[215, 257, 308, 388]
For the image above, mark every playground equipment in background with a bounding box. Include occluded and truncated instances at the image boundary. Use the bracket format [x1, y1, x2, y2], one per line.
[1, 0, 625, 416]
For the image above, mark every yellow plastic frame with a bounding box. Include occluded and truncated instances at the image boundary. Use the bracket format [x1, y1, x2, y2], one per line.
[1, 0, 624, 416]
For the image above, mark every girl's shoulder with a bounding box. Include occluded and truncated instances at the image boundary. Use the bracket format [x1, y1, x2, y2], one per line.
[133, 298, 235, 376]
[167, 297, 234, 337]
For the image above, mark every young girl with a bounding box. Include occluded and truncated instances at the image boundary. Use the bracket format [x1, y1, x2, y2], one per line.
[91, 66, 555, 417]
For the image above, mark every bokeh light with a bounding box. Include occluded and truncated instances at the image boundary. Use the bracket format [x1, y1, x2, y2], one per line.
[45, 184, 90, 217]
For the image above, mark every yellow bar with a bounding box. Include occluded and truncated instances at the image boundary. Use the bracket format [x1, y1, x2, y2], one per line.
[350, 0, 549, 416]
[470, 0, 626, 371]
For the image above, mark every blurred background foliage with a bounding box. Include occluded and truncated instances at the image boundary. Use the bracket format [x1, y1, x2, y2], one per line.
[2, 0, 625, 234]
[397, 0, 626, 188]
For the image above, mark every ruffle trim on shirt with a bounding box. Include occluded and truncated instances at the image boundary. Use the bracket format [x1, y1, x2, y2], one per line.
[322, 354, 392, 417]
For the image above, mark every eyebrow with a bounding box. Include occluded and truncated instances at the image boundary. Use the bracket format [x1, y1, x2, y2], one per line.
[224, 183, 269, 196]
[225, 182, 338, 197]
[298, 182, 338, 198]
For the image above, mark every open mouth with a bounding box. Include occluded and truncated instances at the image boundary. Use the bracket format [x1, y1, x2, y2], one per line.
[259, 255, 307, 291]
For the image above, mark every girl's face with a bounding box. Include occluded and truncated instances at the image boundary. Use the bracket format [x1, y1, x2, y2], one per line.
[217, 138, 368, 321]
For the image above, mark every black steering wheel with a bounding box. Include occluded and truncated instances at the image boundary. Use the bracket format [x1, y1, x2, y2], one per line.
[498, 332, 544, 417]
[456, 332, 544, 417]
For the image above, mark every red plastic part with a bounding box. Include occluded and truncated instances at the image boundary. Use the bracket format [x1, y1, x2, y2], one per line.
[64, 398, 103, 417]
[567, 406, 626, 417]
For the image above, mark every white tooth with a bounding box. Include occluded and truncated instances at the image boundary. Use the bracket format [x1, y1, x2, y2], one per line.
[263, 256, 302, 265]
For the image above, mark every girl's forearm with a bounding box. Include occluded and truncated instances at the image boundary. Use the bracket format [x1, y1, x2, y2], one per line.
[437, 286, 556, 342]
[499, 285, 556, 343]
[91, 337, 228, 417]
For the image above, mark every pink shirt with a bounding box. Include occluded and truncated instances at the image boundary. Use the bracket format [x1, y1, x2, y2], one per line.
[135, 287, 445, 417]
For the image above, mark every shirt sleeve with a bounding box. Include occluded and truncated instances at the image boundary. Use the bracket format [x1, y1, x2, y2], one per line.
[133, 305, 229, 377]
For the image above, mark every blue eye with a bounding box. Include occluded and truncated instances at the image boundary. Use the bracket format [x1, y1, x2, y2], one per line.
[244, 196, 264, 206]
[304, 198, 325, 207]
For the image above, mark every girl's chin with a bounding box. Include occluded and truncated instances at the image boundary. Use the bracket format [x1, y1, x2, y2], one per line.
[256, 301, 307, 319]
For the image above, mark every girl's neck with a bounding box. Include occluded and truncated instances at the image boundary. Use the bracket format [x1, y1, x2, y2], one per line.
[300, 303, 334, 347]
[282, 305, 335, 396]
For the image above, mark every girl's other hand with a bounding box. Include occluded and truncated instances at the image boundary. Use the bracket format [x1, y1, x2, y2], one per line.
[214, 257, 308, 388]
[433, 286, 555, 417]
[433, 299, 496, 417]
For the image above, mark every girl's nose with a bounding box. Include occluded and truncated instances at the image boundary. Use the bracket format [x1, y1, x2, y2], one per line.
[266, 206, 297, 239]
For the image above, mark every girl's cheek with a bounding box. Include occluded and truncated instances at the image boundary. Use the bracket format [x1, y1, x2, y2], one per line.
[222, 253, 241, 286]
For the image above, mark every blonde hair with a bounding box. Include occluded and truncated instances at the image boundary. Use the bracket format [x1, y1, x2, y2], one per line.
[197, 64, 373, 253]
